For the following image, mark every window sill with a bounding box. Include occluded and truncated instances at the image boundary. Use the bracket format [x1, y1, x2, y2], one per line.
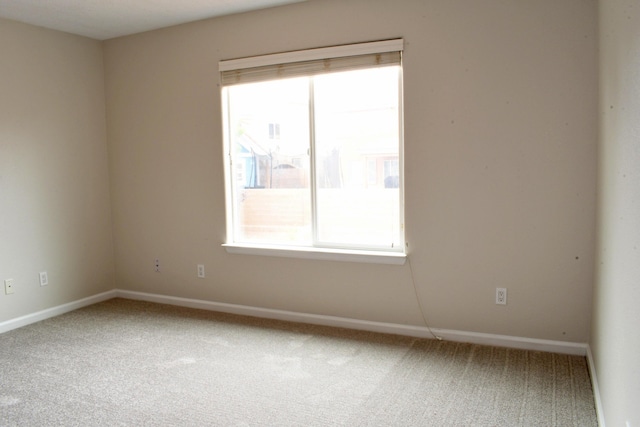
[222, 243, 406, 265]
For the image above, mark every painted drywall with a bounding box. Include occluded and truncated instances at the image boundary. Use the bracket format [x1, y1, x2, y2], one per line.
[104, 0, 597, 342]
[592, 0, 640, 425]
[0, 19, 114, 322]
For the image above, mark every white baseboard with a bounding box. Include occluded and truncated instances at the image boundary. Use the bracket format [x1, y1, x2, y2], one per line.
[114, 289, 588, 356]
[0, 289, 589, 357]
[0, 290, 117, 334]
[430, 327, 588, 356]
[586, 345, 606, 426]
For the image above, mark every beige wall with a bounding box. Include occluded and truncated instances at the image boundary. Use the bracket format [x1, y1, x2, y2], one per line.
[592, 0, 640, 425]
[105, 0, 598, 342]
[0, 19, 114, 322]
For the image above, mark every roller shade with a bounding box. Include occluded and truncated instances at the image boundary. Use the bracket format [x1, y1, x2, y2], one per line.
[220, 39, 403, 87]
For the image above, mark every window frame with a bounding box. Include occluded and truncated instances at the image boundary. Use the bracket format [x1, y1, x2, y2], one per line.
[219, 40, 406, 265]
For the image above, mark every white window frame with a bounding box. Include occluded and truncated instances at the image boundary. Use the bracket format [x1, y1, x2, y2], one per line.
[219, 39, 406, 265]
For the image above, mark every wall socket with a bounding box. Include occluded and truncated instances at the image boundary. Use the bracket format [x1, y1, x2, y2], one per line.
[197, 264, 205, 278]
[4, 279, 15, 295]
[39, 271, 49, 286]
[154, 259, 160, 272]
[496, 288, 507, 305]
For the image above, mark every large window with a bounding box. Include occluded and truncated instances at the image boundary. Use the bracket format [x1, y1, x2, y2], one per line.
[220, 40, 404, 260]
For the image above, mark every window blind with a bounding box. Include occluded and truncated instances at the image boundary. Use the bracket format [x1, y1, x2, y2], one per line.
[219, 39, 403, 87]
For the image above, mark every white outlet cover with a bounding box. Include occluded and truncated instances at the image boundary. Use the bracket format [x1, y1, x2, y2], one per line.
[197, 264, 205, 278]
[496, 288, 507, 305]
[39, 271, 49, 286]
[4, 279, 15, 295]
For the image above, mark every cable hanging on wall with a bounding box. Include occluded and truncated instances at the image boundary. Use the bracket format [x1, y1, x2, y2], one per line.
[407, 254, 443, 341]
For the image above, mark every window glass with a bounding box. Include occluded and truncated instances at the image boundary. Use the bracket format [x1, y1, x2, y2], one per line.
[222, 54, 403, 252]
[227, 77, 311, 245]
[313, 67, 401, 247]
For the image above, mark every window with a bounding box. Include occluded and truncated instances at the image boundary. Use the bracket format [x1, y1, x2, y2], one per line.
[268, 123, 280, 140]
[220, 39, 405, 262]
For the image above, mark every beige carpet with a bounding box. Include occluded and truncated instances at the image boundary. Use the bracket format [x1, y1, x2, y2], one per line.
[0, 298, 597, 426]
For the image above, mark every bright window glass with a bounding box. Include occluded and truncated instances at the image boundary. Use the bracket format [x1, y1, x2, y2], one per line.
[221, 42, 404, 253]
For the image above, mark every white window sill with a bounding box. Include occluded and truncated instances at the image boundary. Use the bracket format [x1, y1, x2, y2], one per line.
[222, 243, 406, 265]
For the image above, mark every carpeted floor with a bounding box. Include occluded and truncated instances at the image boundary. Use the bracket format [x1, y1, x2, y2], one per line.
[0, 298, 597, 426]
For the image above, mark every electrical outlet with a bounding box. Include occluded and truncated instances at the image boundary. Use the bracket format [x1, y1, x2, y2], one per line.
[154, 259, 160, 272]
[197, 264, 205, 278]
[496, 288, 507, 305]
[4, 279, 15, 295]
[39, 271, 49, 286]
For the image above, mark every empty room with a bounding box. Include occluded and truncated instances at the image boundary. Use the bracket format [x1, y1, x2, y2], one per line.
[0, 0, 638, 425]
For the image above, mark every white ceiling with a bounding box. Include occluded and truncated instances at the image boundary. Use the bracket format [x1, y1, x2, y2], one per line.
[0, 0, 306, 40]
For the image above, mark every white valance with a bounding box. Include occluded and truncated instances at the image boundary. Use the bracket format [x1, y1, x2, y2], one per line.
[219, 39, 403, 86]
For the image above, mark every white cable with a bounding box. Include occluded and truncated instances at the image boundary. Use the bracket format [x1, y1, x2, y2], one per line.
[407, 255, 442, 341]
